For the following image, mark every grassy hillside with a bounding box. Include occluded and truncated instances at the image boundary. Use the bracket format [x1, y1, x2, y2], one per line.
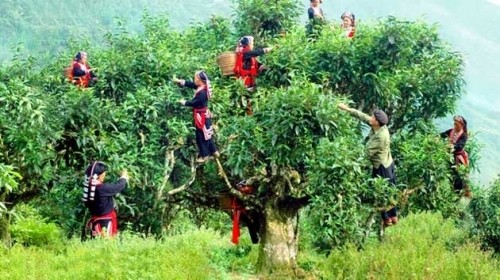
[1, 213, 498, 279]
[0, 0, 231, 62]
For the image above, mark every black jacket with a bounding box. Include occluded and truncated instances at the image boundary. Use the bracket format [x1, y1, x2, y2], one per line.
[87, 178, 127, 216]
[440, 129, 467, 155]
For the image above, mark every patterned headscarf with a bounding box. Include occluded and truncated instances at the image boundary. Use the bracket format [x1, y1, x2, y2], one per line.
[453, 115, 466, 127]
[195, 71, 212, 100]
[341, 11, 356, 26]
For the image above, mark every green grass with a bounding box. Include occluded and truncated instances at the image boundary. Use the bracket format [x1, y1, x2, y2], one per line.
[0, 229, 234, 280]
[0, 213, 498, 279]
[321, 212, 500, 280]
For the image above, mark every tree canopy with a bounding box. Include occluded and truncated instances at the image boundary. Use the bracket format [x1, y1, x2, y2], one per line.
[1, 1, 497, 277]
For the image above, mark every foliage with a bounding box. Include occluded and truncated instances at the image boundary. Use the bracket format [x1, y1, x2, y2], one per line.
[0, 229, 234, 280]
[0, 164, 22, 215]
[0, 213, 498, 279]
[321, 212, 500, 280]
[9, 204, 64, 248]
[392, 130, 459, 217]
[232, 0, 302, 38]
[469, 178, 500, 252]
[264, 18, 465, 132]
[0, 4, 470, 273]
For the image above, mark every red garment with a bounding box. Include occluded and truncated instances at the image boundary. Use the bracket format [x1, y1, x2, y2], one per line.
[234, 46, 259, 88]
[86, 209, 118, 238]
[346, 28, 355, 38]
[191, 86, 214, 141]
[231, 196, 245, 244]
[72, 61, 93, 87]
[342, 26, 355, 38]
[448, 130, 469, 166]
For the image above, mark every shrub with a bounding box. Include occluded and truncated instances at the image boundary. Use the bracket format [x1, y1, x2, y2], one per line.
[321, 212, 500, 280]
[9, 204, 64, 248]
[469, 178, 500, 252]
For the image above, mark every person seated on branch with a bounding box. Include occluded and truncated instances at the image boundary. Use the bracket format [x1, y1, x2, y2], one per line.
[174, 71, 220, 163]
[233, 36, 272, 115]
[440, 115, 471, 198]
[82, 161, 128, 238]
[71, 51, 97, 87]
[341, 11, 356, 38]
[338, 103, 398, 227]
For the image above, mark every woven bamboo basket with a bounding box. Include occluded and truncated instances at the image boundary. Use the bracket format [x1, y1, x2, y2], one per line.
[216, 51, 236, 76]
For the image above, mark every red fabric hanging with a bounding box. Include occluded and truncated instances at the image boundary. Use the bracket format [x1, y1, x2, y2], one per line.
[231, 196, 241, 244]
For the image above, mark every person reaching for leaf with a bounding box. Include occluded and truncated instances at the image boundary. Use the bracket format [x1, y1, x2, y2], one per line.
[71, 51, 97, 87]
[83, 161, 128, 238]
[338, 103, 398, 227]
[233, 36, 272, 115]
[440, 115, 471, 198]
[174, 71, 219, 163]
[306, 0, 326, 38]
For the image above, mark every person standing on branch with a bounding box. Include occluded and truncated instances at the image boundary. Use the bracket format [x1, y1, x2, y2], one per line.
[82, 161, 128, 238]
[338, 103, 398, 227]
[72, 51, 97, 87]
[174, 71, 220, 163]
[233, 36, 272, 115]
[440, 115, 471, 197]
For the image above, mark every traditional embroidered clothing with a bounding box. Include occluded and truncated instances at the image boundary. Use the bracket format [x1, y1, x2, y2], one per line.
[178, 72, 218, 160]
[441, 115, 470, 194]
[83, 162, 127, 238]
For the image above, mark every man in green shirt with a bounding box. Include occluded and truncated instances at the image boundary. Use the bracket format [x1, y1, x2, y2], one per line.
[338, 103, 398, 226]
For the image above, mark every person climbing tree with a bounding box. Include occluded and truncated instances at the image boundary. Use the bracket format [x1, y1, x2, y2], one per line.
[440, 115, 471, 198]
[233, 36, 272, 115]
[83, 161, 128, 238]
[70, 51, 97, 87]
[338, 103, 398, 227]
[174, 71, 220, 163]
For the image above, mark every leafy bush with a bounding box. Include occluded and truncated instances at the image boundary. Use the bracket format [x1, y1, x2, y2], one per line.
[9, 204, 64, 248]
[321, 212, 500, 280]
[232, 0, 302, 38]
[469, 178, 500, 252]
[0, 229, 236, 280]
[1, 214, 498, 279]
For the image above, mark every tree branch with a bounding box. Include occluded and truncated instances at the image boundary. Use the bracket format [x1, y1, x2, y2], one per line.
[158, 146, 179, 199]
[214, 158, 263, 209]
[167, 156, 196, 195]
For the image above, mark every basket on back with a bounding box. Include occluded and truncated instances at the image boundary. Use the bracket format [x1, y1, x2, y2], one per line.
[216, 51, 236, 76]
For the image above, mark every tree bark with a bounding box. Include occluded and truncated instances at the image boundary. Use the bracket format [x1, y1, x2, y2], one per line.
[0, 213, 10, 246]
[257, 202, 300, 277]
